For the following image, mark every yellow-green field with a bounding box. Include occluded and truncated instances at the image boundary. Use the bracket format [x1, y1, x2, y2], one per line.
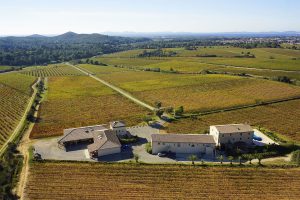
[80, 65, 300, 113]
[94, 47, 300, 72]
[0, 73, 36, 148]
[25, 162, 300, 200]
[20, 64, 85, 77]
[31, 76, 148, 138]
[167, 99, 300, 142]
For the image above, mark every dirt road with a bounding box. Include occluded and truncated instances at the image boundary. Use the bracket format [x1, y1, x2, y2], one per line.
[67, 63, 155, 111]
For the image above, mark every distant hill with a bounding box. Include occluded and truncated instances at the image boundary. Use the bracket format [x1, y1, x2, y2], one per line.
[0, 32, 150, 66]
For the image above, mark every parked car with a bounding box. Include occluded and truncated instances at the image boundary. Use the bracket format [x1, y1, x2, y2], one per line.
[253, 135, 262, 141]
[157, 152, 167, 157]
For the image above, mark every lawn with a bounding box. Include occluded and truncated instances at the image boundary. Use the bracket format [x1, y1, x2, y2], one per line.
[25, 162, 300, 200]
[30, 76, 148, 138]
[166, 99, 300, 142]
[80, 65, 300, 113]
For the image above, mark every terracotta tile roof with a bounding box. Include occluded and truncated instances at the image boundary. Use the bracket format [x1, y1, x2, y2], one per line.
[151, 134, 216, 144]
[212, 124, 253, 134]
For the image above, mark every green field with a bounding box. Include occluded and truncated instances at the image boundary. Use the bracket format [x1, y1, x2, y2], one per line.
[0, 73, 36, 148]
[167, 99, 300, 142]
[94, 47, 300, 72]
[26, 162, 300, 200]
[0, 66, 13, 72]
[80, 64, 300, 113]
[31, 76, 148, 138]
[20, 64, 85, 77]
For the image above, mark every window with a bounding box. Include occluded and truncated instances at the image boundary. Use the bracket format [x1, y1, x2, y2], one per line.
[240, 133, 242, 136]
[240, 138, 242, 140]
[191, 144, 195, 147]
[177, 143, 181, 147]
[158, 142, 160, 145]
[222, 134, 224, 137]
[248, 137, 250, 139]
[230, 133, 232, 136]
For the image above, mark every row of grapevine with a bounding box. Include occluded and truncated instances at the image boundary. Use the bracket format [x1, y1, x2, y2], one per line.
[21, 64, 84, 77]
[0, 84, 30, 147]
[25, 162, 300, 200]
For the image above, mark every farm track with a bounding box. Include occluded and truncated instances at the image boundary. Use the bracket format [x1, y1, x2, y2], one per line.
[197, 60, 300, 73]
[0, 77, 40, 157]
[67, 63, 156, 111]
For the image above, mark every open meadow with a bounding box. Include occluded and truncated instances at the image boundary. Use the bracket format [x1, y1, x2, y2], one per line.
[30, 76, 148, 138]
[167, 99, 300, 142]
[25, 162, 300, 200]
[80, 64, 300, 113]
[0, 73, 36, 148]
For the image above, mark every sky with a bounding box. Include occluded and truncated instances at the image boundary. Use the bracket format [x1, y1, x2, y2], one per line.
[0, 0, 299, 35]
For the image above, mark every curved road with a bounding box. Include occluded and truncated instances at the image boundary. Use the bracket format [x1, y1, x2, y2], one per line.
[66, 63, 155, 111]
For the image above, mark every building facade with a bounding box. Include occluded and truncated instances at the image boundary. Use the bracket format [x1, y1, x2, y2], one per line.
[151, 134, 216, 157]
[210, 124, 254, 146]
[110, 121, 127, 136]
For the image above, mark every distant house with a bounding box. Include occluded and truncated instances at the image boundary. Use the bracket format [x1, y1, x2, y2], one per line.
[58, 123, 122, 158]
[151, 134, 216, 157]
[210, 124, 254, 146]
[109, 121, 127, 136]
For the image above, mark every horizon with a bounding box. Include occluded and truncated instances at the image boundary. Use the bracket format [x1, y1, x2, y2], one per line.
[1, 0, 300, 35]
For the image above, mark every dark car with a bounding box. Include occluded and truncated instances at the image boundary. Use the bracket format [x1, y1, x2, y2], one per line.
[253, 135, 262, 141]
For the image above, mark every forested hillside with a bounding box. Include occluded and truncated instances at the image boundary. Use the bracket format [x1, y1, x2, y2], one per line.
[0, 32, 150, 66]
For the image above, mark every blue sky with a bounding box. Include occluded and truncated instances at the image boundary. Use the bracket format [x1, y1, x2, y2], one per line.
[0, 0, 299, 35]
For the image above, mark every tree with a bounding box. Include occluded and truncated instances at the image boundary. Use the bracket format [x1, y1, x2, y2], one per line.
[238, 156, 242, 165]
[142, 116, 152, 125]
[174, 106, 184, 116]
[134, 154, 139, 163]
[255, 153, 264, 165]
[188, 154, 198, 165]
[217, 155, 224, 164]
[155, 109, 164, 118]
[154, 101, 162, 109]
[228, 156, 234, 165]
[291, 150, 300, 166]
[243, 154, 254, 164]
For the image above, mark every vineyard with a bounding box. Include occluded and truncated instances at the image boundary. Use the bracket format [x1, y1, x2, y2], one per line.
[25, 162, 300, 200]
[21, 64, 85, 77]
[0, 73, 36, 148]
[0, 73, 36, 95]
[80, 65, 300, 112]
[167, 99, 300, 142]
[30, 76, 148, 138]
[93, 47, 300, 72]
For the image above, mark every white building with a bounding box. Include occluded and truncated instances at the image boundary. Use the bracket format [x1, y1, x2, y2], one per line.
[210, 124, 254, 146]
[58, 124, 121, 158]
[110, 121, 127, 136]
[151, 134, 216, 158]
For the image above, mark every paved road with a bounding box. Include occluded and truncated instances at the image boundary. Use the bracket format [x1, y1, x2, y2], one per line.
[66, 63, 155, 111]
[0, 77, 40, 157]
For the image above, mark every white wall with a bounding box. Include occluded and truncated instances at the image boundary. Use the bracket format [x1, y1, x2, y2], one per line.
[152, 141, 215, 157]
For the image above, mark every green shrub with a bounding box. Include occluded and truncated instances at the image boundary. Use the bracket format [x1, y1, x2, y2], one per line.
[145, 142, 152, 154]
